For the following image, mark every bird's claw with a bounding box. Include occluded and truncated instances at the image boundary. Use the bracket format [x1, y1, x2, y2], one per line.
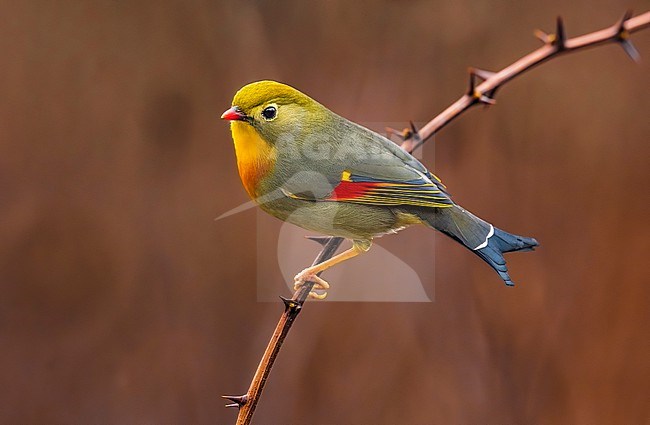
[294, 271, 330, 300]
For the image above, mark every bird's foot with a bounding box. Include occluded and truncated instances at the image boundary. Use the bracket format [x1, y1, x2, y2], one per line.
[293, 270, 330, 300]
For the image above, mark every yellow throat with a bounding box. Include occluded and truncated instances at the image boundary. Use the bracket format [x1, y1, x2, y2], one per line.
[230, 121, 277, 199]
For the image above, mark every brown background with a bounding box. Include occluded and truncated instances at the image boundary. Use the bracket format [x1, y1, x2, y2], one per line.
[1, 1, 649, 424]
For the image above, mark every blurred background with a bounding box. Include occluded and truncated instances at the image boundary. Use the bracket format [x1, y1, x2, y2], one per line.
[1, 1, 648, 424]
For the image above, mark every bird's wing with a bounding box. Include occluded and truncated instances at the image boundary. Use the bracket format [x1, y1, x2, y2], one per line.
[283, 121, 453, 209]
[314, 169, 453, 208]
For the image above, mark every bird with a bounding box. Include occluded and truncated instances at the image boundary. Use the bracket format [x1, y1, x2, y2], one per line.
[221, 80, 538, 299]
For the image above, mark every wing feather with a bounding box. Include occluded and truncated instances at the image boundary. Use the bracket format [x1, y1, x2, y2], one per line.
[280, 118, 454, 209]
[286, 170, 453, 209]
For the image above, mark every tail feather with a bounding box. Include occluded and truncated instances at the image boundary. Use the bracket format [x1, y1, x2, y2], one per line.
[474, 228, 538, 286]
[418, 205, 538, 286]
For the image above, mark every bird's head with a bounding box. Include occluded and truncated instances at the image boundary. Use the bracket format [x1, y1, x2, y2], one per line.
[221, 80, 327, 143]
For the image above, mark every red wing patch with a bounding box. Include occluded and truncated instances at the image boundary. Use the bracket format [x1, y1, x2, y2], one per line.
[325, 171, 453, 208]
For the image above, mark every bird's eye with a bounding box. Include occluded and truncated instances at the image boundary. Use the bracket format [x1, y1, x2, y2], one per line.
[261, 105, 277, 121]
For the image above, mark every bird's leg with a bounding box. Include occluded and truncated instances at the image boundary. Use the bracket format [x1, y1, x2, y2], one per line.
[294, 240, 372, 299]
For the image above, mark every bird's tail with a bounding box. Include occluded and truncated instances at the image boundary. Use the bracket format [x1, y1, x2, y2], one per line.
[418, 205, 538, 286]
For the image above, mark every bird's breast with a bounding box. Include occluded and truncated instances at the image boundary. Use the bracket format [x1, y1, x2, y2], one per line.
[231, 122, 277, 199]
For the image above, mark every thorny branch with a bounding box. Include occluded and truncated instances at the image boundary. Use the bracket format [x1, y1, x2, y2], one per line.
[224, 11, 650, 425]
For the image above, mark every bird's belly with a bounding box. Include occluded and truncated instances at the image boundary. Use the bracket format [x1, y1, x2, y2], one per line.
[259, 197, 415, 240]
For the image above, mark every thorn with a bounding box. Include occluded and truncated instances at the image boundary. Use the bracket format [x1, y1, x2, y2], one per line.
[279, 296, 302, 312]
[615, 10, 640, 62]
[222, 394, 248, 409]
[467, 68, 476, 95]
[385, 126, 401, 140]
[305, 235, 331, 246]
[534, 29, 550, 44]
[478, 94, 496, 105]
[470, 86, 496, 106]
[554, 16, 566, 49]
[468, 67, 498, 107]
[470, 67, 496, 81]
[279, 295, 291, 308]
[616, 10, 633, 34]
[385, 126, 411, 141]
[486, 87, 500, 101]
[408, 121, 421, 142]
[620, 40, 641, 62]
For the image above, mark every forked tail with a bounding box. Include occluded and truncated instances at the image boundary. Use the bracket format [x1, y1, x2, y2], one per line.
[420, 205, 538, 286]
